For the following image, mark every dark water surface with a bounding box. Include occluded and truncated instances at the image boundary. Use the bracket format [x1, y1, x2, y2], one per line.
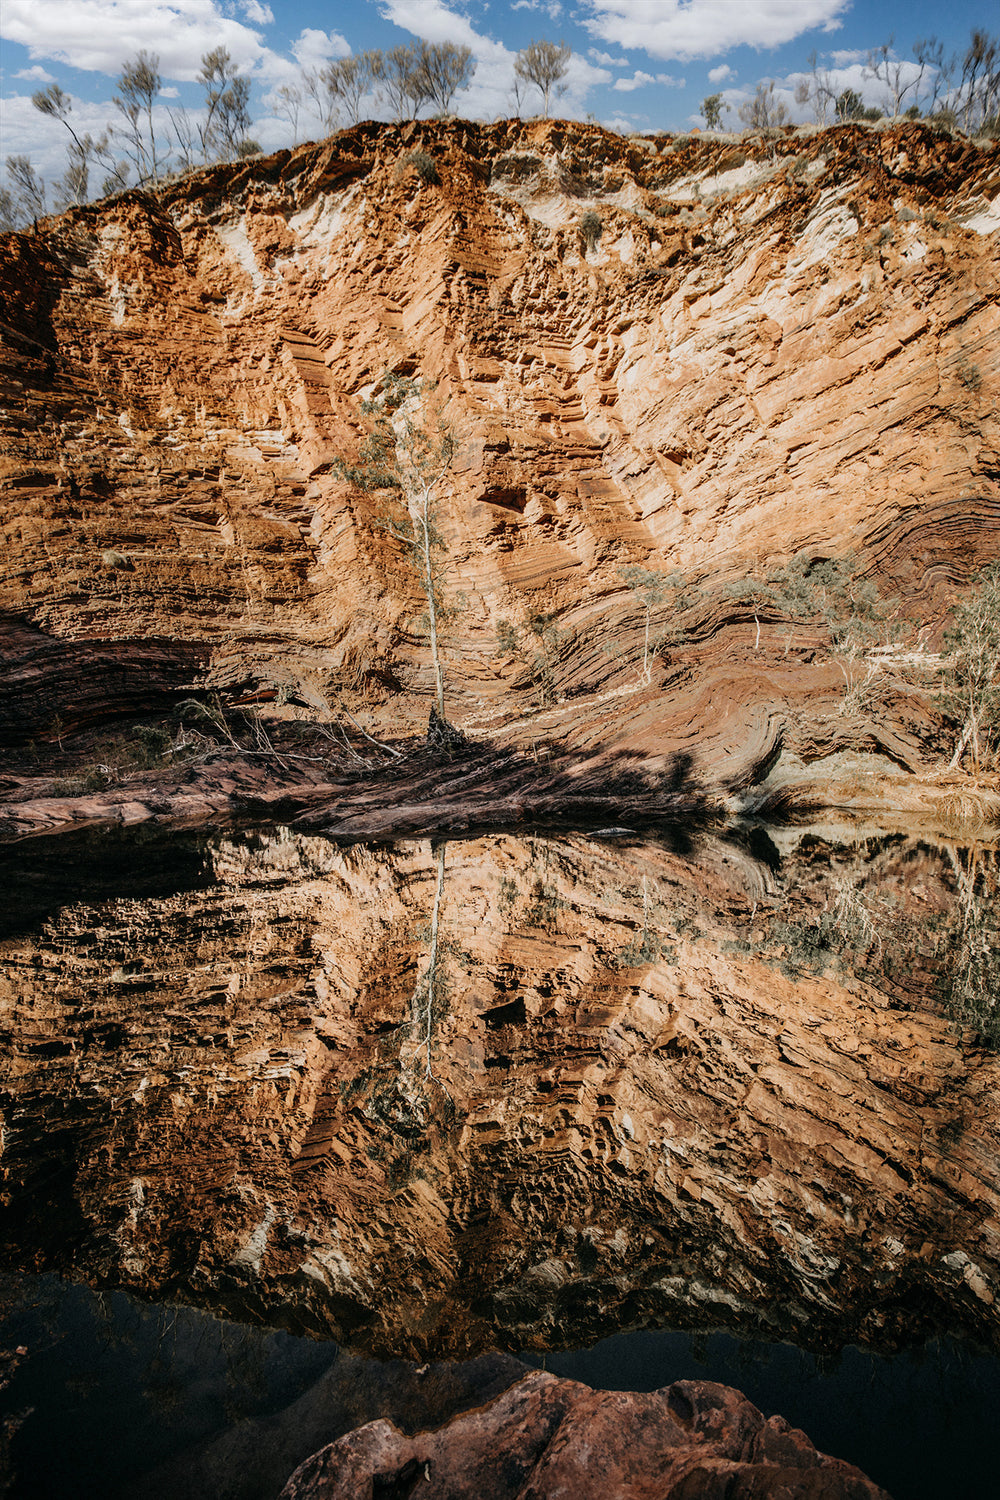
[3, 819, 1000, 1496]
[3, 1274, 999, 1500]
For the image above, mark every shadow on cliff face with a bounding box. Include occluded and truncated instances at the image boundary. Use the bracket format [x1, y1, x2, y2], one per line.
[0, 822, 211, 939]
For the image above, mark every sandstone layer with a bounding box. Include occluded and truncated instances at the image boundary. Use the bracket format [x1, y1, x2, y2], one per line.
[279, 1372, 889, 1499]
[2, 119, 999, 818]
[2, 824, 998, 1361]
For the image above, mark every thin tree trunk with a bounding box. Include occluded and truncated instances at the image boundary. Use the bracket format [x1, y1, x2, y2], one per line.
[643, 604, 651, 682]
[422, 843, 446, 1077]
[419, 487, 445, 717]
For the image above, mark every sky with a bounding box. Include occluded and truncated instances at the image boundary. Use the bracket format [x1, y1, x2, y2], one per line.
[0, 2, 995, 187]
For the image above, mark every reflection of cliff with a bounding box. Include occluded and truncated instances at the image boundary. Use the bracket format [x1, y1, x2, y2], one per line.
[1, 825, 999, 1359]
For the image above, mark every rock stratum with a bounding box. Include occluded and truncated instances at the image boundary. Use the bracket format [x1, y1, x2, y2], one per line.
[1, 118, 999, 830]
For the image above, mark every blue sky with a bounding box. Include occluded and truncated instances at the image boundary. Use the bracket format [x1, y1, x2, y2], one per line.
[1, 2, 995, 182]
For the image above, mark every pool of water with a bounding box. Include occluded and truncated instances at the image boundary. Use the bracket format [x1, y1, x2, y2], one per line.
[2, 819, 999, 1495]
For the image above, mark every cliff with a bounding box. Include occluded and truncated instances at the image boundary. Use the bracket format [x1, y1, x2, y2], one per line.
[1, 118, 999, 825]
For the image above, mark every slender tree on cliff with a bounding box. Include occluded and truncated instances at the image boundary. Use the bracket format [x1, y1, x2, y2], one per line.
[514, 40, 572, 117]
[114, 51, 166, 186]
[2, 156, 46, 226]
[335, 373, 457, 721]
[738, 80, 788, 129]
[419, 42, 476, 114]
[380, 44, 432, 121]
[198, 48, 258, 160]
[701, 93, 724, 129]
[311, 51, 383, 128]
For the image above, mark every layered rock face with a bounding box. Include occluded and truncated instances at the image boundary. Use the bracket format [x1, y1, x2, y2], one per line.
[2, 120, 998, 786]
[2, 824, 998, 1361]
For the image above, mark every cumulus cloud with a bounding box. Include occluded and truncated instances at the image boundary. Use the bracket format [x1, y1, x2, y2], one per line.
[289, 29, 352, 71]
[708, 63, 733, 83]
[613, 70, 683, 92]
[511, 0, 563, 14]
[0, 0, 268, 80]
[581, 0, 850, 62]
[242, 1, 274, 21]
[15, 64, 57, 83]
[829, 48, 864, 66]
[589, 49, 631, 67]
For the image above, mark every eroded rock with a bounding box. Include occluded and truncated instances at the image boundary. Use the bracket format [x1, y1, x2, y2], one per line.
[279, 1372, 890, 1499]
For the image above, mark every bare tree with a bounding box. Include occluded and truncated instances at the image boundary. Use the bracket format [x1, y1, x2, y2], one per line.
[198, 48, 256, 160]
[167, 104, 199, 172]
[5, 155, 46, 223]
[302, 68, 339, 134]
[317, 51, 383, 127]
[959, 29, 1000, 131]
[418, 42, 475, 114]
[114, 51, 166, 186]
[738, 81, 788, 130]
[274, 83, 303, 142]
[335, 372, 458, 719]
[913, 37, 955, 118]
[514, 39, 572, 117]
[943, 563, 1000, 773]
[798, 50, 836, 125]
[864, 37, 924, 118]
[381, 44, 433, 121]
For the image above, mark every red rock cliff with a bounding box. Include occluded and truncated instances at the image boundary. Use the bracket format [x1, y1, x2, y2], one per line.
[1, 119, 998, 791]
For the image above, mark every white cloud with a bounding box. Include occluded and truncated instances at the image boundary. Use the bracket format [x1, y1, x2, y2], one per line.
[613, 70, 683, 92]
[242, 1, 273, 22]
[289, 29, 351, 71]
[588, 49, 631, 67]
[378, 0, 500, 51]
[15, 65, 57, 83]
[510, 0, 563, 14]
[581, 0, 850, 62]
[0, 1, 269, 79]
[1, 89, 121, 182]
[708, 63, 733, 83]
[829, 48, 864, 66]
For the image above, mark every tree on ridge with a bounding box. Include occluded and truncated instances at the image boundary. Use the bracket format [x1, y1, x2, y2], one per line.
[514, 40, 572, 117]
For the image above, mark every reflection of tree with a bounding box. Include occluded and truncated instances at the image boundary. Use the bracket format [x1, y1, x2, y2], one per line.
[606, 875, 674, 970]
[411, 842, 446, 1079]
[359, 842, 458, 1162]
[940, 846, 1000, 1048]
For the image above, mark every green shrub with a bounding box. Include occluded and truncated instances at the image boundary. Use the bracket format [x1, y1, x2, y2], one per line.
[399, 150, 440, 185]
[579, 210, 603, 250]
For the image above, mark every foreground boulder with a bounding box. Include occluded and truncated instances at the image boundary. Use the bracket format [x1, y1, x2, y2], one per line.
[279, 1372, 889, 1498]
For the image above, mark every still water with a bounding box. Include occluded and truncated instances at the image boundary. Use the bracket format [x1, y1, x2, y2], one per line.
[2, 819, 1000, 1496]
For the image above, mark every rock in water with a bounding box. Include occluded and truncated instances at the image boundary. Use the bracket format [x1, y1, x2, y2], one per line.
[278, 1372, 891, 1498]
